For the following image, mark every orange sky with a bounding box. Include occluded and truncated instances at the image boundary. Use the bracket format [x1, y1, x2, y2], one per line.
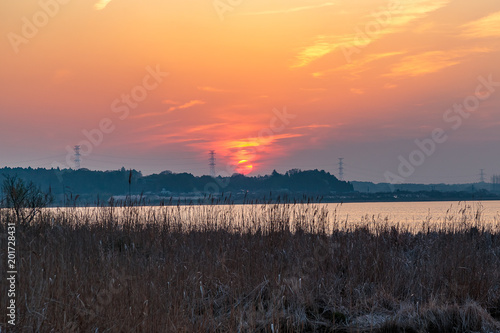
[1, 0, 499, 183]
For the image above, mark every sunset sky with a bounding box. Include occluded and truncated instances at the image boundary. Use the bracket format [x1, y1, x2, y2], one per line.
[1, 0, 499, 183]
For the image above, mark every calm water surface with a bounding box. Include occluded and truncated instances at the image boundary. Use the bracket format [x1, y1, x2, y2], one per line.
[326, 200, 500, 223]
[57, 200, 500, 227]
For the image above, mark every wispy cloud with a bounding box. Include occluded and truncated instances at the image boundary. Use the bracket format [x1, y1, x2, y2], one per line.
[387, 51, 460, 77]
[131, 111, 170, 120]
[293, 0, 451, 68]
[292, 124, 332, 130]
[94, 0, 113, 11]
[388, 0, 450, 28]
[385, 48, 490, 77]
[137, 133, 209, 147]
[197, 86, 232, 93]
[132, 120, 181, 132]
[228, 133, 303, 149]
[461, 11, 500, 39]
[186, 123, 227, 133]
[162, 99, 181, 105]
[293, 35, 350, 68]
[313, 51, 406, 77]
[167, 100, 206, 113]
[131, 100, 206, 119]
[241, 2, 335, 16]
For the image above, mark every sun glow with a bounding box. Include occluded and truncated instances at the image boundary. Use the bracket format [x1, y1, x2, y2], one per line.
[236, 160, 254, 175]
[2, 0, 499, 181]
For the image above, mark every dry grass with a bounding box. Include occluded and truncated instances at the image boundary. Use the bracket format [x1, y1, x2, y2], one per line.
[1, 202, 500, 332]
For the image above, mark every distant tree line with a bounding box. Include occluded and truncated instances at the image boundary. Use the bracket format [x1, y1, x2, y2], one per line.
[0, 167, 353, 204]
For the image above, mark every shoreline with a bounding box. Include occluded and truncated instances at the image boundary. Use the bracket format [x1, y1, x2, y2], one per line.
[37, 196, 500, 208]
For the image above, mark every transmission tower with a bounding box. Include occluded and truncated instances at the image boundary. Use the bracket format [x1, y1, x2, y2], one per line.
[74, 145, 81, 169]
[338, 157, 344, 181]
[480, 169, 486, 183]
[209, 150, 216, 178]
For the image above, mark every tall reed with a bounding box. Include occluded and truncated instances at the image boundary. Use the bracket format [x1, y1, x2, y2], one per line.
[1, 202, 499, 332]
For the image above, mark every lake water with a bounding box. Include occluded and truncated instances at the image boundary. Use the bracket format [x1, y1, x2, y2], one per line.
[45, 200, 500, 231]
[327, 200, 500, 224]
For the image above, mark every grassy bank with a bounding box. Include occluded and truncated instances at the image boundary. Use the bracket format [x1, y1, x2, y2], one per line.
[1, 203, 500, 332]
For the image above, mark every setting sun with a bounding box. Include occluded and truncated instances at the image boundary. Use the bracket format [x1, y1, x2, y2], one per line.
[0, 0, 499, 183]
[236, 160, 253, 175]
